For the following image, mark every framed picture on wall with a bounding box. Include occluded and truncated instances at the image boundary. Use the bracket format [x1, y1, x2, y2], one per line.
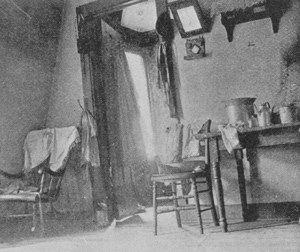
[168, 0, 207, 38]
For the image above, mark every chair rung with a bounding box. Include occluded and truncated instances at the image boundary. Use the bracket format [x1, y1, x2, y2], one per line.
[200, 207, 213, 212]
[157, 204, 196, 214]
[197, 189, 210, 193]
[156, 195, 194, 201]
[176, 205, 196, 211]
[157, 207, 175, 214]
[6, 214, 33, 218]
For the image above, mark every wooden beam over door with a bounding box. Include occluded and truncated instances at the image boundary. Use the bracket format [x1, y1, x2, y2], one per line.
[77, 0, 148, 18]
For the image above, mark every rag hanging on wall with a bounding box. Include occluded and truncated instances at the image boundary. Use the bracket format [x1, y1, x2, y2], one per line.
[78, 99, 101, 169]
[156, 11, 178, 119]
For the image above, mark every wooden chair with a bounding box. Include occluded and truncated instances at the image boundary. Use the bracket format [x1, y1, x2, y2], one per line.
[151, 120, 219, 235]
[0, 162, 66, 237]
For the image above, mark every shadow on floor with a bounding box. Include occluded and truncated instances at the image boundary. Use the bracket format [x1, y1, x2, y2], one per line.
[0, 212, 98, 244]
[227, 218, 297, 233]
[0, 208, 298, 248]
[0, 211, 149, 245]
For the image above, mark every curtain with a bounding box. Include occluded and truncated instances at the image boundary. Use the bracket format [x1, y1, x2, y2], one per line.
[101, 29, 153, 218]
[99, 22, 184, 217]
[144, 45, 183, 164]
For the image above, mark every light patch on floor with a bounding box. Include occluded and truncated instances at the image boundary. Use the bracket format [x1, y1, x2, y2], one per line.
[0, 208, 299, 252]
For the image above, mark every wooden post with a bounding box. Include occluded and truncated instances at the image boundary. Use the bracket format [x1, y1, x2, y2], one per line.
[153, 181, 158, 235]
[172, 182, 182, 228]
[234, 149, 249, 222]
[211, 137, 228, 232]
[211, 161, 228, 232]
[192, 177, 204, 234]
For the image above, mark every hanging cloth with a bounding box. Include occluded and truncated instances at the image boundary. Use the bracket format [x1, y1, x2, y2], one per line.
[80, 109, 101, 167]
[156, 11, 177, 118]
[49, 126, 80, 172]
[157, 41, 170, 101]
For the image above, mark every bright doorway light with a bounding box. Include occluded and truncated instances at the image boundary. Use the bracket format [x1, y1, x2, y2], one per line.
[121, 0, 157, 32]
[125, 51, 155, 159]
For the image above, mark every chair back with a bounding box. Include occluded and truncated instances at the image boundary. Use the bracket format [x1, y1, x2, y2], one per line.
[39, 167, 66, 201]
[154, 120, 212, 174]
[197, 119, 211, 166]
[163, 122, 184, 164]
[26, 156, 67, 202]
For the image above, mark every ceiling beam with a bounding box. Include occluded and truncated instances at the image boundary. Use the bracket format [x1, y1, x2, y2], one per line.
[77, 0, 148, 18]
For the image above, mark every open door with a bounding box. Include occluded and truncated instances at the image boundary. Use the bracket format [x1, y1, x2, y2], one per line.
[76, 11, 119, 221]
[76, 2, 155, 220]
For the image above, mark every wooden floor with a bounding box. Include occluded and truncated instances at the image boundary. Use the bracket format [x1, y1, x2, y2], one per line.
[0, 208, 299, 252]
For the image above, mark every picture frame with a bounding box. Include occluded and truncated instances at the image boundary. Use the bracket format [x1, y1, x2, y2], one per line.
[168, 0, 207, 38]
[184, 36, 206, 60]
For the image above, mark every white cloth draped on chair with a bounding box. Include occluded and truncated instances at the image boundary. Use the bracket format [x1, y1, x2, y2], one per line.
[24, 126, 80, 172]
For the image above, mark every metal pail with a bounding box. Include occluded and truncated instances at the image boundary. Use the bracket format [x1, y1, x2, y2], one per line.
[224, 97, 256, 126]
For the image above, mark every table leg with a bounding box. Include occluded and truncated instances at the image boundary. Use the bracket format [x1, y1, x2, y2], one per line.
[212, 161, 228, 232]
[234, 149, 249, 221]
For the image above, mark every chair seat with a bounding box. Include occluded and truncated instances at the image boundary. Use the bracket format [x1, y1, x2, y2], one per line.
[161, 159, 206, 174]
[165, 156, 205, 167]
[0, 191, 39, 202]
[40, 193, 57, 202]
[151, 170, 207, 182]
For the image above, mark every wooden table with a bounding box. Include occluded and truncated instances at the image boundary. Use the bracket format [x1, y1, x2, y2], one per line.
[195, 121, 300, 232]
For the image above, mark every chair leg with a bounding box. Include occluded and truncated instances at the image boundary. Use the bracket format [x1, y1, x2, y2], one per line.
[31, 203, 37, 232]
[25, 203, 29, 214]
[50, 202, 59, 218]
[171, 182, 181, 228]
[206, 173, 219, 226]
[192, 177, 204, 234]
[153, 181, 158, 236]
[38, 198, 45, 237]
[180, 181, 189, 205]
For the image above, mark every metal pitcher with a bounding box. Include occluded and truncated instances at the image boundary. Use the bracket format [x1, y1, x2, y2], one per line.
[254, 102, 272, 127]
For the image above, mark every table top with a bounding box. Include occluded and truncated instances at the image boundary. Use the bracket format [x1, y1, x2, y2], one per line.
[195, 121, 300, 140]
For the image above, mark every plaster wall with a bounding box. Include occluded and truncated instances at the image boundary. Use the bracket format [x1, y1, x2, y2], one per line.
[175, 1, 300, 204]
[46, 0, 84, 128]
[0, 3, 61, 176]
[45, 0, 88, 214]
[46, 0, 121, 128]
